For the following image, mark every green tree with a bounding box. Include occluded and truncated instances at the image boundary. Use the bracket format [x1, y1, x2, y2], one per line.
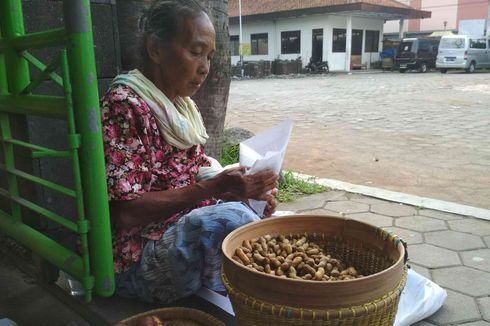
[192, 0, 231, 158]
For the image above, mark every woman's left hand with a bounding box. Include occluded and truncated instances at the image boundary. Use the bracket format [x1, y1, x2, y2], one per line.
[220, 187, 279, 218]
[259, 188, 279, 218]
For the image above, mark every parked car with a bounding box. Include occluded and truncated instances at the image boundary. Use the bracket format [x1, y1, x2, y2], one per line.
[395, 37, 440, 73]
[436, 34, 490, 73]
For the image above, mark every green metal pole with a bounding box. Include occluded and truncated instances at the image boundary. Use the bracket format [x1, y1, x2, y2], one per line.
[0, 0, 30, 222]
[0, 0, 30, 94]
[0, 210, 85, 281]
[0, 29, 7, 96]
[63, 0, 114, 297]
[0, 94, 67, 119]
[61, 48, 94, 302]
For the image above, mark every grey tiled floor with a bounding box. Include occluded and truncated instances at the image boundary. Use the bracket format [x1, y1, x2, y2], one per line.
[278, 190, 490, 325]
[1, 190, 489, 325]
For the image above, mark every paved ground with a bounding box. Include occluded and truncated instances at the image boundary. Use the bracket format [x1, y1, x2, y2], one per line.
[278, 190, 490, 325]
[1, 70, 490, 325]
[226, 70, 490, 209]
[1, 190, 489, 325]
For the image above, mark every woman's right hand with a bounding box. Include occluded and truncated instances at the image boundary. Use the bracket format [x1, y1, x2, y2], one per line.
[214, 167, 279, 200]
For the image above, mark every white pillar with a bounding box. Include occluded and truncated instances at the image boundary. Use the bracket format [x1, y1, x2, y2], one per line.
[239, 0, 244, 76]
[399, 19, 405, 40]
[273, 19, 278, 60]
[487, 2, 490, 37]
[345, 15, 352, 72]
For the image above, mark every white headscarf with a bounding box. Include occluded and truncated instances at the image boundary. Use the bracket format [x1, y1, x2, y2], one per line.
[112, 69, 209, 149]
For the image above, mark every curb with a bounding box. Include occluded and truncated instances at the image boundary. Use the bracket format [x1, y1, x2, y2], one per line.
[293, 172, 490, 221]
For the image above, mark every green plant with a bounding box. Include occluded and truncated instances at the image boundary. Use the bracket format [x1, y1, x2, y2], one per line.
[277, 171, 329, 203]
[219, 143, 240, 166]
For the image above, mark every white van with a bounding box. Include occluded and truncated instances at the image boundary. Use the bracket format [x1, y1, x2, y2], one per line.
[436, 35, 490, 73]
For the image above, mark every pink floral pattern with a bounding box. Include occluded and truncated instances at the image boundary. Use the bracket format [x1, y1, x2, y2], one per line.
[101, 85, 214, 273]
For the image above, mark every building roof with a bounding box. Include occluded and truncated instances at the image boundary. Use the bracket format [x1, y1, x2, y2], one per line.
[229, 0, 431, 23]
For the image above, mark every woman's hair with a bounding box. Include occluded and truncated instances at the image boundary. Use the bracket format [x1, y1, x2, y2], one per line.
[138, 0, 209, 60]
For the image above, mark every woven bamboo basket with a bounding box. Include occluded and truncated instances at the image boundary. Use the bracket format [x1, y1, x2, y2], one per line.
[115, 307, 225, 326]
[221, 215, 408, 326]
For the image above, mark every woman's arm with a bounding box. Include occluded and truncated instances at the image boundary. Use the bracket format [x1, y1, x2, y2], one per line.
[111, 167, 278, 231]
[102, 88, 278, 231]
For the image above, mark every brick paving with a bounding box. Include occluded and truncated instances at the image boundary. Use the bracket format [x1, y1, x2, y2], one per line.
[2, 194, 489, 325]
[226, 71, 490, 209]
[278, 190, 490, 325]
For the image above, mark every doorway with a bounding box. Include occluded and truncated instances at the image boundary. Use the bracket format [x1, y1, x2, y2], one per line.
[312, 28, 323, 62]
[351, 29, 363, 68]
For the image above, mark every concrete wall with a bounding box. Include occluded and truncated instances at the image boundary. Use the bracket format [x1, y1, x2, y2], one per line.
[420, 0, 458, 31]
[384, 0, 490, 36]
[457, 0, 489, 31]
[230, 14, 383, 71]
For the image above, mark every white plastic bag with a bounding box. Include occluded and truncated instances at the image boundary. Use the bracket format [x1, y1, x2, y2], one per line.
[394, 268, 447, 326]
[0, 319, 18, 326]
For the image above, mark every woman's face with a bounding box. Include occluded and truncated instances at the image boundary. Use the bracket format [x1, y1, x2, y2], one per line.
[154, 13, 216, 101]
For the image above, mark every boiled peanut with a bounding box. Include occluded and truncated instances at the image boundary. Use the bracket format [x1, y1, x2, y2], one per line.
[253, 253, 266, 264]
[280, 262, 290, 271]
[235, 247, 250, 265]
[243, 239, 252, 251]
[270, 257, 281, 268]
[252, 243, 262, 252]
[296, 237, 307, 246]
[307, 248, 319, 255]
[252, 262, 264, 272]
[331, 267, 340, 277]
[264, 264, 272, 274]
[325, 262, 333, 273]
[297, 261, 305, 271]
[347, 267, 358, 276]
[292, 256, 303, 267]
[304, 264, 316, 276]
[315, 267, 325, 280]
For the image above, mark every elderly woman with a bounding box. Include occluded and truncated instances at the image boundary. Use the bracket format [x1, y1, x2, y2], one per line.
[101, 0, 279, 304]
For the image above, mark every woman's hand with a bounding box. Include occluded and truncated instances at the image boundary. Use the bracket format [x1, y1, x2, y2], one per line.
[260, 188, 279, 218]
[214, 167, 279, 200]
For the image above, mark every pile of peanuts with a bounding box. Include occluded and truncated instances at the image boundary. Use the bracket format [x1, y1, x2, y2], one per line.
[232, 234, 364, 281]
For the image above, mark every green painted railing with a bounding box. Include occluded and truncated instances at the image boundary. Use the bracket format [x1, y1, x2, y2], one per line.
[0, 0, 114, 302]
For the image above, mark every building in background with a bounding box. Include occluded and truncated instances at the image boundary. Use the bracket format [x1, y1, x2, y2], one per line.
[384, 0, 490, 39]
[228, 0, 430, 72]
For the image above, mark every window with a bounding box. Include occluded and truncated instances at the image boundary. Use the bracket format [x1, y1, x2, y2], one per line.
[365, 30, 380, 52]
[332, 28, 346, 52]
[398, 41, 414, 53]
[230, 35, 239, 56]
[351, 29, 363, 55]
[470, 38, 486, 49]
[251, 33, 268, 55]
[440, 37, 465, 49]
[281, 30, 301, 54]
[418, 40, 430, 53]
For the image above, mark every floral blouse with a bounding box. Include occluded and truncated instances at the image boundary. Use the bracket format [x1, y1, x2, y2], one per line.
[101, 84, 214, 273]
